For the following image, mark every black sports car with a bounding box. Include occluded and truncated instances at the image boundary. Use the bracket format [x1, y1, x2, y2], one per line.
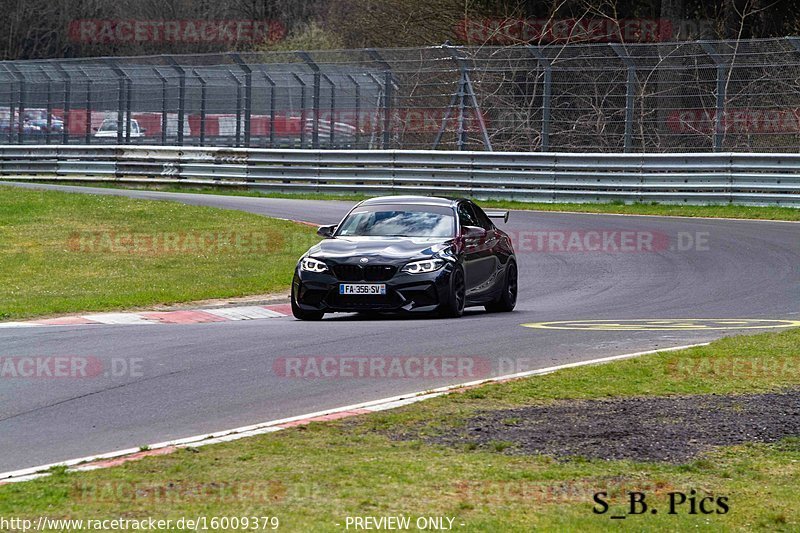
[291, 196, 517, 320]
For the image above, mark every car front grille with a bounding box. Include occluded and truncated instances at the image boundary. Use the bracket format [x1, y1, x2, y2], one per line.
[332, 264, 363, 281]
[332, 264, 396, 282]
[364, 265, 396, 281]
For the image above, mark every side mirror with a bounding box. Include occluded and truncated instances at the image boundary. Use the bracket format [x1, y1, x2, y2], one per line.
[462, 225, 487, 239]
[140, 128, 147, 134]
[317, 225, 337, 238]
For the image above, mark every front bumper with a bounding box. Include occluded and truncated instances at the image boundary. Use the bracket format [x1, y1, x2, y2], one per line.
[293, 263, 454, 313]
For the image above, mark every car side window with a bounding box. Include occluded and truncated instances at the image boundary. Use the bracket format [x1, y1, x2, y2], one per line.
[470, 203, 494, 231]
[457, 202, 477, 228]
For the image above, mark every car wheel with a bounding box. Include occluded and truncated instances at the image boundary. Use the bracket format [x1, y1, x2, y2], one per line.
[291, 291, 324, 321]
[440, 264, 466, 318]
[485, 260, 517, 313]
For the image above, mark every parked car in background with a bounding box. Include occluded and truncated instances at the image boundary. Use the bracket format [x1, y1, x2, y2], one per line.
[94, 118, 145, 138]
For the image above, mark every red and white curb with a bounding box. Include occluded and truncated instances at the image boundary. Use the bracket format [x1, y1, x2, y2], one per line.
[0, 342, 709, 485]
[0, 304, 291, 329]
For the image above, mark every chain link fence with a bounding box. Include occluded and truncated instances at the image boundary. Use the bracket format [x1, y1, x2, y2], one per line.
[2, 37, 800, 152]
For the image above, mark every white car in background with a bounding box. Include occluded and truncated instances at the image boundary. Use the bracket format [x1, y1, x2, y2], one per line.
[94, 118, 145, 138]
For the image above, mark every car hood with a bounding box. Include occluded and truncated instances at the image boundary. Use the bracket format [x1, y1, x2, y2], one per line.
[307, 236, 454, 263]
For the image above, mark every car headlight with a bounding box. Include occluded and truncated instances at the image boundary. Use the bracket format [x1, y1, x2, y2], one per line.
[401, 258, 445, 274]
[300, 257, 329, 273]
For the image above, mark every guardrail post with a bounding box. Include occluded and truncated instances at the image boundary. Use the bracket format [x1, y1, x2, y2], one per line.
[229, 54, 252, 147]
[297, 51, 321, 149]
[51, 62, 72, 144]
[527, 47, 552, 151]
[166, 57, 187, 145]
[700, 42, 728, 152]
[610, 44, 635, 152]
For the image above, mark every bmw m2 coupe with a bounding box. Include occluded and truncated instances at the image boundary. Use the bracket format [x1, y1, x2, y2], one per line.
[291, 196, 517, 320]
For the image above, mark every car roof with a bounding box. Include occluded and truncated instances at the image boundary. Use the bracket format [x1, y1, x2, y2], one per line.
[358, 195, 465, 207]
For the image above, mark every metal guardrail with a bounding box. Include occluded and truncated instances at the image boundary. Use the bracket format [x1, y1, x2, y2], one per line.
[1, 145, 799, 206]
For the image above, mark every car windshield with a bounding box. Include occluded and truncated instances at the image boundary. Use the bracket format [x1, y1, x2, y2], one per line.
[336, 204, 455, 238]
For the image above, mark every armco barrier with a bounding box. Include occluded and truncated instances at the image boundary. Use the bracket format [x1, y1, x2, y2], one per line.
[0, 146, 798, 206]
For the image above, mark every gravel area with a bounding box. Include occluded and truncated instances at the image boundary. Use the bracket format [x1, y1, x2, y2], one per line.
[423, 390, 800, 463]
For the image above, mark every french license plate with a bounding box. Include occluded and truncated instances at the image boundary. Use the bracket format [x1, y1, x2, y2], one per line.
[339, 283, 386, 295]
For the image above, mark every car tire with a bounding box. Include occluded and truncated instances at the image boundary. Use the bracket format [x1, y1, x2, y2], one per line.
[440, 264, 466, 318]
[485, 260, 517, 313]
[291, 291, 324, 321]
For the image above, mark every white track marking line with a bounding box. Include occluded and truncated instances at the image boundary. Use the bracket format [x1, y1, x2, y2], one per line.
[0, 342, 709, 483]
[80, 313, 157, 325]
[202, 306, 285, 320]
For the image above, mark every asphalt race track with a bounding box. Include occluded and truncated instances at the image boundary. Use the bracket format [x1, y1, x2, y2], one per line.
[1, 182, 799, 473]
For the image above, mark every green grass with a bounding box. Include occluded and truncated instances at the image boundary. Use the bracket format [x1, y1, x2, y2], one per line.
[31, 181, 800, 221]
[2, 328, 797, 531]
[0, 185, 318, 320]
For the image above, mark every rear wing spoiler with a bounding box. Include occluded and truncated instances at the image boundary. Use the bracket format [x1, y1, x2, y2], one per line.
[485, 210, 509, 223]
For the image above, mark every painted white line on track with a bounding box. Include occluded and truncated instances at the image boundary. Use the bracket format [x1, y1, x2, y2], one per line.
[202, 306, 285, 320]
[0, 341, 709, 483]
[80, 313, 157, 325]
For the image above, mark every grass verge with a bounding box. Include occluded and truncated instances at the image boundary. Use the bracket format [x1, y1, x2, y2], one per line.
[0, 185, 318, 320]
[28, 181, 800, 221]
[2, 329, 798, 531]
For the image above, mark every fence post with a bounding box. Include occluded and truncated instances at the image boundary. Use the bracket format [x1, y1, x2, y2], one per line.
[51, 62, 72, 145]
[193, 69, 207, 146]
[610, 43, 635, 152]
[346, 74, 361, 148]
[527, 46, 552, 151]
[262, 72, 276, 148]
[321, 73, 336, 147]
[166, 57, 187, 146]
[297, 51, 321, 149]
[105, 59, 129, 144]
[229, 54, 252, 147]
[75, 67, 93, 144]
[700, 42, 727, 152]
[37, 66, 55, 144]
[291, 73, 307, 148]
[367, 49, 394, 149]
[0, 66, 15, 144]
[154, 69, 169, 145]
[6, 64, 25, 144]
[226, 70, 243, 147]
